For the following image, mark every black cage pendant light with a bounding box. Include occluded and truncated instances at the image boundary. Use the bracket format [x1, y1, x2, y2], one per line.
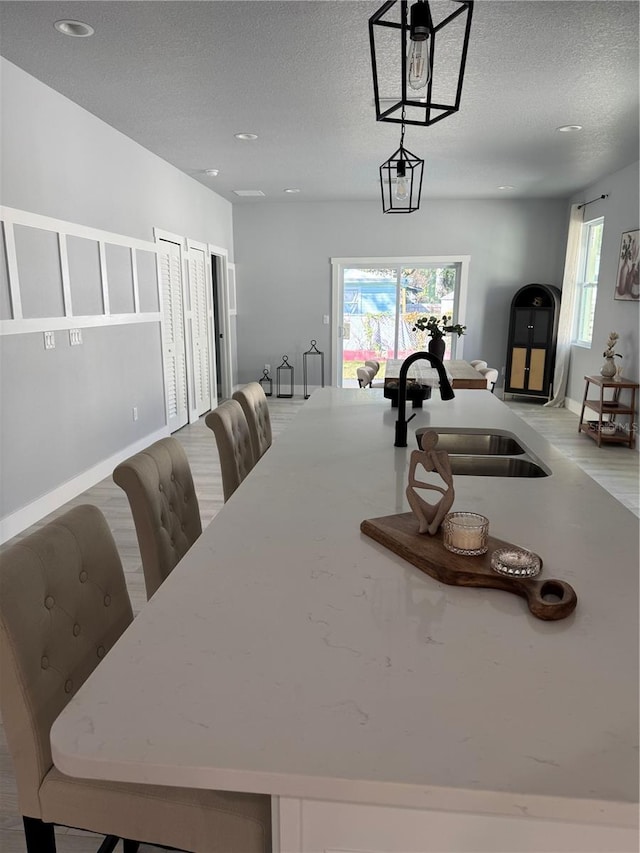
[369, 0, 474, 128]
[380, 115, 424, 213]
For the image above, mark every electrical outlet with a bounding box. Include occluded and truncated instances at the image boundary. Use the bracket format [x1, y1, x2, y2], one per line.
[43, 331, 55, 350]
[132, 407, 139, 421]
[264, 364, 271, 372]
[323, 314, 330, 325]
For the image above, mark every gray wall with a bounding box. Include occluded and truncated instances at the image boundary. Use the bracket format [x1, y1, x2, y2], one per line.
[565, 160, 639, 403]
[1, 59, 234, 248]
[233, 198, 569, 386]
[1, 325, 165, 516]
[0, 59, 234, 524]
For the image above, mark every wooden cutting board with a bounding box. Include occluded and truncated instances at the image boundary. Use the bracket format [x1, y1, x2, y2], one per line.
[361, 512, 577, 621]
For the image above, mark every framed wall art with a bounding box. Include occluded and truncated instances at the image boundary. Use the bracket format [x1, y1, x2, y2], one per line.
[615, 229, 639, 300]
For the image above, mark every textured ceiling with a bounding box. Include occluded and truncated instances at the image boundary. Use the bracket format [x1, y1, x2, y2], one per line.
[0, 0, 638, 203]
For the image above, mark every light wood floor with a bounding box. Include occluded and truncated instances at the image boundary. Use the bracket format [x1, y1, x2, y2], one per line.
[1, 394, 637, 853]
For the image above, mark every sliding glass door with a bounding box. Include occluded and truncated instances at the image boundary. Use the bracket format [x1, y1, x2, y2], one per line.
[334, 260, 465, 387]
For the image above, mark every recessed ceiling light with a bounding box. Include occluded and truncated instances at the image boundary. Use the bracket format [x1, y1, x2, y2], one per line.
[283, 188, 301, 194]
[234, 133, 258, 141]
[556, 125, 583, 132]
[233, 190, 265, 197]
[54, 20, 94, 37]
[498, 185, 515, 191]
[204, 169, 219, 177]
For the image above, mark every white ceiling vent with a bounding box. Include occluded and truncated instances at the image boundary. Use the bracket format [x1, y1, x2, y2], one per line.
[232, 190, 266, 197]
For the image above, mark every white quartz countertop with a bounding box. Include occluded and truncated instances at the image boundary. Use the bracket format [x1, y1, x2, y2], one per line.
[51, 389, 639, 827]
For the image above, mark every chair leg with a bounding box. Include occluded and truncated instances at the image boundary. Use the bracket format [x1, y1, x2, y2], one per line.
[123, 841, 141, 853]
[23, 816, 56, 853]
[96, 836, 121, 853]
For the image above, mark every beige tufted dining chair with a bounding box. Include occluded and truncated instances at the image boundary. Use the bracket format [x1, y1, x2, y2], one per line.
[0, 504, 271, 853]
[113, 436, 202, 599]
[232, 382, 273, 461]
[205, 400, 256, 502]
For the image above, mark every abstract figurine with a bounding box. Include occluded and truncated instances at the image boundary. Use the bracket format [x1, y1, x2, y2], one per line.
[406, 430, 455, 535]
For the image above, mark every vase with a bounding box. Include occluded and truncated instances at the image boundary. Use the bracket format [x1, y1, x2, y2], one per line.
[600, 356, 617, 379]
[428, 337, 446, 361]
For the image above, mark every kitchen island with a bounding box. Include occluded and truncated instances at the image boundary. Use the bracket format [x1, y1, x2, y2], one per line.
[51, 389, 639, 852]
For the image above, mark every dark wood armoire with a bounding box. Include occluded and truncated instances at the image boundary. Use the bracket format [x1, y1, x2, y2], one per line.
[504, 283, 561, 400]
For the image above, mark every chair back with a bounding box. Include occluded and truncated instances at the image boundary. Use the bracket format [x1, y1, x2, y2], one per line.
[205, 400, 256, 502]
[0, 505, 133, 817]
[469, 359, 488, 371]
[357, 366, 374, 388]
[478, 366, 499, 392]
[364, 360, 380, 376]
[232, 382, 273, 461]
[113, 436, 202, 599]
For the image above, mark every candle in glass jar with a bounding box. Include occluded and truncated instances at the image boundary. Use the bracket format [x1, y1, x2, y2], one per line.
[443, 512, 489, 556]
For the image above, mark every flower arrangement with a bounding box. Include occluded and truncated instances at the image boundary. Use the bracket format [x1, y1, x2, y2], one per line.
[412, 315, 467, 340]
[603, 331, 622, 360]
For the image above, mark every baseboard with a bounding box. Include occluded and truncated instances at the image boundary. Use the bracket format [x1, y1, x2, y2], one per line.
[564, 396, 581, 415]
[0, 427, 170, 544]
[234, 383, 318, 399]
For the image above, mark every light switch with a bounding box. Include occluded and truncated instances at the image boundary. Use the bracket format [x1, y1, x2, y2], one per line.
[44, 331, 55, 350]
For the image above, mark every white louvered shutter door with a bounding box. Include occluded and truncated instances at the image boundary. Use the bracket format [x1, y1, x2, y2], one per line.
[159, 240, 188, 431]
[188, 245, 211, 415]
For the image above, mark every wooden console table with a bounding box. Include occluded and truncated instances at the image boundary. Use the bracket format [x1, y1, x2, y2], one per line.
[446, 359, 491, 389]
[382, 359, 487, 407]
[578, 375, 638, 449]
[383, 359, 487, 391]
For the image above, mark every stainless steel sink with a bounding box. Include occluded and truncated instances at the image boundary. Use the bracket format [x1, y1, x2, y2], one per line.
[446, 456, 549, 478]
[416, 429, 526, 456]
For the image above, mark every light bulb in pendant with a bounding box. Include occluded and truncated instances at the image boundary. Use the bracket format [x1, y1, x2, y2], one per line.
[408, 37, 430, 90]
[407, 1, 432, 91]
[395, 161, 409, 201]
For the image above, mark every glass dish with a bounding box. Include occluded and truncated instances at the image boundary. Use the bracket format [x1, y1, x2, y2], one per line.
[491, 547, 542, 578]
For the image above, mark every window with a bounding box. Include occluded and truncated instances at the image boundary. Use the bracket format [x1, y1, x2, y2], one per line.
[330, 256, 470, 387]
[573, 217, 603, 346]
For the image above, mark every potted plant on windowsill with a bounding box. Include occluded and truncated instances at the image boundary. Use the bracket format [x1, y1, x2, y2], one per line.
[412, 315, 467, 361]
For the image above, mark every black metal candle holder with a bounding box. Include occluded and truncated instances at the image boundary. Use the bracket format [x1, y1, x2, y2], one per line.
[303, 340, 325, 399]
[259, 368, 273, 397]
[276, 355, 294, 398]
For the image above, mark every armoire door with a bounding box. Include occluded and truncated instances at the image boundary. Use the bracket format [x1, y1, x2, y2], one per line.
[526, 308, 552, 392]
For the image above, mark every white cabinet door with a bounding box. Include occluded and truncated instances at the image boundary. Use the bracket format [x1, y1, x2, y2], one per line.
[187, 241, 212, 416]
[158, 238, 188, 432]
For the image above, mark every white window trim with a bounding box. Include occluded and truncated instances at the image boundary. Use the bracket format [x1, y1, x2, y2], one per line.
[330, 255, 470, 387]
[572, 216, 603, 348]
